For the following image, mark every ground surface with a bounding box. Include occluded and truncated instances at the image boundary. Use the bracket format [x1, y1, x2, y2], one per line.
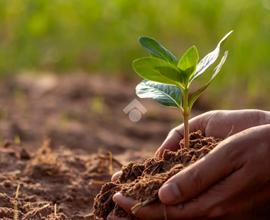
[0, 73, 190, 219]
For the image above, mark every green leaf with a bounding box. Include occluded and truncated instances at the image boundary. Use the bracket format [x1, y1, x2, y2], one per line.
[136, 80, 182, 108]
[177, 45, 199, 72]
[155, 65, 186, 87]
[132, 57, 181, 86]
[189, 51, 228, 108]
[190, 30, 233, 82]
[139, 36, 177, 63]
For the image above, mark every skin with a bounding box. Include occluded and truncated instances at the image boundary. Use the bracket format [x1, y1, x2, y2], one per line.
[108, 109, 270, 220]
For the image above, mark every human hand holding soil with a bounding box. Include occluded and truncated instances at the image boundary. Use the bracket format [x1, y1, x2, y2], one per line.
[155, 109, 270, 156]
[110, 110, 270, 219]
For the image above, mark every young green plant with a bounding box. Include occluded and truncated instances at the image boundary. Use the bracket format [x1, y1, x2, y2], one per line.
[133, 31, 233, 149]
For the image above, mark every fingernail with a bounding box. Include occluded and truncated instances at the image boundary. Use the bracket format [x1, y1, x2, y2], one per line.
[159, 183, 181, 204]
[113, 192, 122, 202]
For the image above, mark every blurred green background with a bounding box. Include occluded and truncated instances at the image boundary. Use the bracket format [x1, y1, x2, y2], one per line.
[0, 0, 270, 108]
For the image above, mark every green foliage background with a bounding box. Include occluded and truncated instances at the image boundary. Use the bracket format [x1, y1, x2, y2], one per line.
[0, 0, 270, 108]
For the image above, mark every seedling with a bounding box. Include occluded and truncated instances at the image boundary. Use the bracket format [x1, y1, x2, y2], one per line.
[133, 31, 233, 149]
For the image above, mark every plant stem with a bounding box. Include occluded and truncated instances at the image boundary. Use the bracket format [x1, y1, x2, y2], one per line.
[183, 111, 189, 149]
[182, 89, 190, 149]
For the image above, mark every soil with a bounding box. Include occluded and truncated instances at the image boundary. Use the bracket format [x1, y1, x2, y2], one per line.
[93, 131, 221, 219]
[0, 139, 121, 220]
[0, 73, 184, 219]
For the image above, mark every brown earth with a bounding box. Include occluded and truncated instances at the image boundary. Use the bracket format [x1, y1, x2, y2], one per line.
[0, 139, 119, 220]
[0, 73, 188, 219]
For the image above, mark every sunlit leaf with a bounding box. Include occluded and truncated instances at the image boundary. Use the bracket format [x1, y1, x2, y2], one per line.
[136, 80, 182, 107]
[132, 57, 181, 86]
[177, 45, 199, 74]
[139, 37, 177, 64]
[155, 65, 186, 88]
[190, 30, 233, 82]
[189, 51, 228, 108]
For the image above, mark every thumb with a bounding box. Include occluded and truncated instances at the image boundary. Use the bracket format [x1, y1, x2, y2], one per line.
[155, 128, 183, 157]
[155, 113, 209, 157]
[158, 138, 241, 205]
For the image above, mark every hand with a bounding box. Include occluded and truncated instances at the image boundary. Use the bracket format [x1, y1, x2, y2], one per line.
[111, 124, 270, 219]
[156, 109, 270, 157]
[108, 110, 270, 219]
[112, 109, 270, 181]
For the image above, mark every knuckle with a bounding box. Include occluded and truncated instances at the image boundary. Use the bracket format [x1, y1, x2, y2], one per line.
[204, 110, 220, 119]
[206, 110, 219, 115]
[169, 128, 182, 139]
[201, 110, 219, 131]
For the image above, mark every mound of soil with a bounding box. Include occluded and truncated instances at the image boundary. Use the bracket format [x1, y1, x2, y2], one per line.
[93, 131, 222, 219]
[0, 140, 122, 219]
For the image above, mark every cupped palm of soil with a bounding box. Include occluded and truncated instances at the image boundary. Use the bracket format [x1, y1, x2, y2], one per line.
[93, 131, 221, 219]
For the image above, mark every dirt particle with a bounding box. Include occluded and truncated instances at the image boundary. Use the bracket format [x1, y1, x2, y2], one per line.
[20, 148, 31, 160]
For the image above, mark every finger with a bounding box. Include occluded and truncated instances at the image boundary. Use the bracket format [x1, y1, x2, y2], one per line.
[114, 193, 206, 220]
[155, 128, 182, 157]
[111, 171, 122, 181]
[107, 211, 131, 220]
[155, 113, 211, 157]
[202, 110, 269, 138]
[113, 193, 137, 215]
[156, 167, 249, 219]
[113, 193, 164, 220]
[191, 167, 249, 218]
[158, 138, 244, 205]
